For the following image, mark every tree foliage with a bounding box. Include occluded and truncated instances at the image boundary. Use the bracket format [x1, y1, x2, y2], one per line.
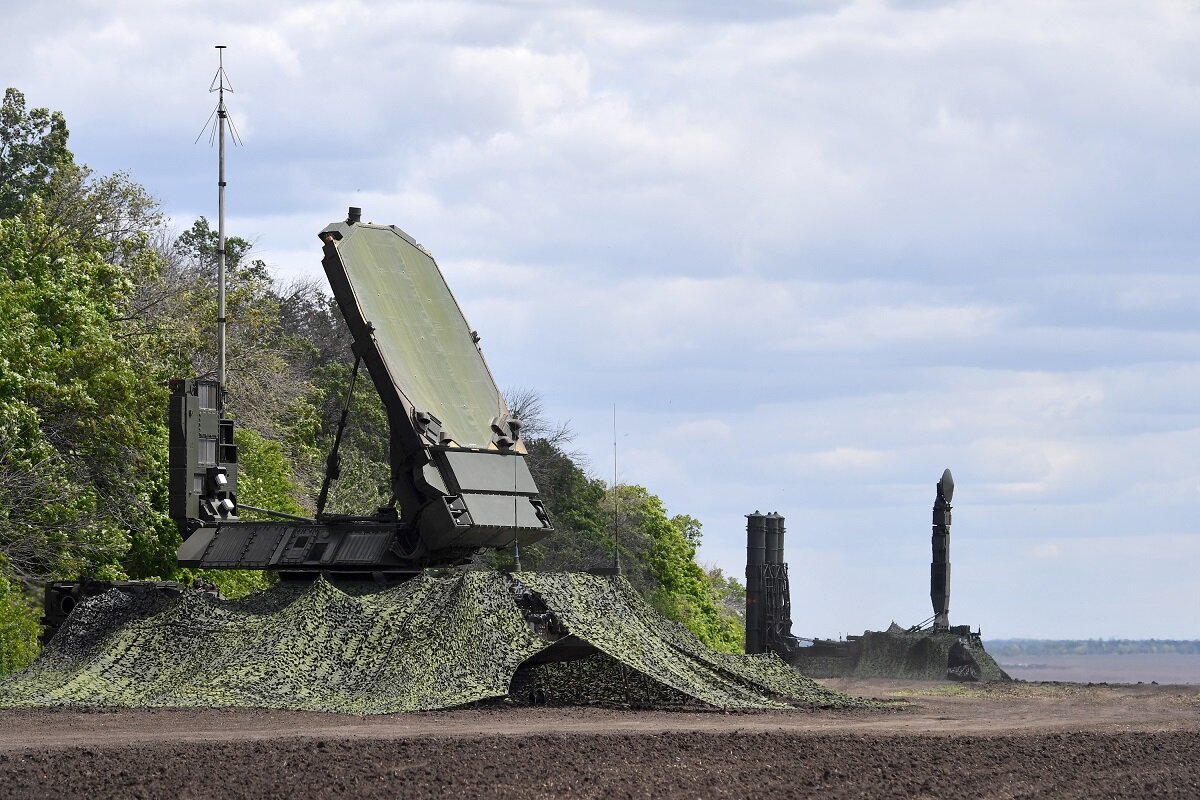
[0, 559, 40, 674]
[0, 203, 159, 586]
[0, 89, 70, 218]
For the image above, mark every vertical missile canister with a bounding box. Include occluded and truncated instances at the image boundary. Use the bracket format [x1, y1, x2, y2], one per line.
[765, 512, 782, 565]
[775, 513, 786, 565]
[931, 468, 954, 629]
[745, 511, 767, 654]
[764, 512, 794, 645]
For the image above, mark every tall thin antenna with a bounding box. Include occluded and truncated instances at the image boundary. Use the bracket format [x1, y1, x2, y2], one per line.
[611, 404, 621, 571]
[199, 45, 242, 391]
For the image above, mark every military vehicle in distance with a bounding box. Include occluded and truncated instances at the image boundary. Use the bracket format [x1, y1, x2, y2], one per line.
[747, 471, 1009, 682]
[42, 208, 554, 639]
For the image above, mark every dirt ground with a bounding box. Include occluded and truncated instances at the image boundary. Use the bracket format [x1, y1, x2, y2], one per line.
[1, 679, 1197, 798]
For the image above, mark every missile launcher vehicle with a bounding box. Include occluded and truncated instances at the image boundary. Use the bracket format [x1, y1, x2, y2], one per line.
[748, 471, 1009, 682]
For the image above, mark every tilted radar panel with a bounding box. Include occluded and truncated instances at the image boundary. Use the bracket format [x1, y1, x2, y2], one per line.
[320, 218, 509, 450]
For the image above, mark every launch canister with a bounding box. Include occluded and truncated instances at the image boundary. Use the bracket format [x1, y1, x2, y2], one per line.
[745, 511, 767, 654]
[931, 468, 954, 630]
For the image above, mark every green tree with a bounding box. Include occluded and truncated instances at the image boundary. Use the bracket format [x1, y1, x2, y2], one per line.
[0, 562, 40, 675]
[621, 488, 741, 651]
[0, 87, 180, 590]
[300, 360, 391, 513]
[705, 566, 746, 648]
[141, 217, 336, 484]
[233, 427, 308, 518]
[0, 204, 172, 586]
[0, 88, 71, 218]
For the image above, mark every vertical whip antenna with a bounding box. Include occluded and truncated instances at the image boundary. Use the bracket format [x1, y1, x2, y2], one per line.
[611, 404, 621, 571]
[197, 45, 243, 391]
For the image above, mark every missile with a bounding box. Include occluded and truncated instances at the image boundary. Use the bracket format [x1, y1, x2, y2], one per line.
[931, 468, 953, 629]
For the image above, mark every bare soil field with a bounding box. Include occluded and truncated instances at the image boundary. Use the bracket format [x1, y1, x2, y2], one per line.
[1, 679, 1197, 798]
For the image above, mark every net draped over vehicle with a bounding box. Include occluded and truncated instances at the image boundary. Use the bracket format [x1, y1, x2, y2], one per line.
[0, 572, 864, 713]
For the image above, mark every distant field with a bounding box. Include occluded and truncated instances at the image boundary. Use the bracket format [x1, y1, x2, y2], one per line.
[994, 653, 1200, 684]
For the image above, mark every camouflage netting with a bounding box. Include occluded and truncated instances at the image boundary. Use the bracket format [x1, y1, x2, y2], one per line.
[850, 624, 1009, 681]
[0, 572, 864, 713]
[789, 623, 1010, 682]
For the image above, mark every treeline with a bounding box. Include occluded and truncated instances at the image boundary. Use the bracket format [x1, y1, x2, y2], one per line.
[0, 89, 745, 674]
[985, 640, 1200, 656]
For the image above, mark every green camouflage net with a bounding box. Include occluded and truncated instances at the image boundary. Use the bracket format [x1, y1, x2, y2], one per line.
[791, 622, 1009, 682]
[514, 573, 860, 709]
[850, 626, 1008, 682]
[0, 572, 863, 713]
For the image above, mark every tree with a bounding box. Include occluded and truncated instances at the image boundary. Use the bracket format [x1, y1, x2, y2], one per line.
[705, 566, 746, 648]
[0, 204, 170, 587]
[0, 88, 71, 218]
[608, 487, 742, 652]
[0, 561, 39, 675]
[505, 387, 576, 453]
[39, 165, 162, 268]
[233, 428, 309, 519]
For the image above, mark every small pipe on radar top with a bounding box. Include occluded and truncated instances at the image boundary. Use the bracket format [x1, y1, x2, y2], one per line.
[931, 468, 954, 630]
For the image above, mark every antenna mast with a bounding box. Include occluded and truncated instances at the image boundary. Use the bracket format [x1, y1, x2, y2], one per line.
[216, 47, 227, 389]
[612, 404, 621, 571]
[203, 45, 241, 389]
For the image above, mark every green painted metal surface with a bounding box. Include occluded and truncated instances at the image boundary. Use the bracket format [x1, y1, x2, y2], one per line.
[331, 224, 504, 449]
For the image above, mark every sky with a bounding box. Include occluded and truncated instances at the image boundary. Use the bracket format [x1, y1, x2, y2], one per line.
[3, 0, 1198, 639]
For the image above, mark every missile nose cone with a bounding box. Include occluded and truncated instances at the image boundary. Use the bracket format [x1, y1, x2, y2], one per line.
[939, 468, 954, 503]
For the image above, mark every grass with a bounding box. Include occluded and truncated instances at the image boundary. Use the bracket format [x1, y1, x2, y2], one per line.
[888, 681, 1085, 700]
